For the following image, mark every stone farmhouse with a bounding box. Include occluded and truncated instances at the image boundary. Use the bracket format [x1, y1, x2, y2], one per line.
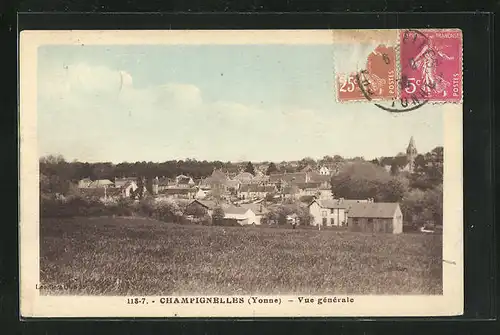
[347, 202, 403, 234]
[308, 198, 403, 234]
[308, 198, 372, 227]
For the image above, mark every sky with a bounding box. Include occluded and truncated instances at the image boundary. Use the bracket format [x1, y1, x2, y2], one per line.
[37, 44, 443, 163]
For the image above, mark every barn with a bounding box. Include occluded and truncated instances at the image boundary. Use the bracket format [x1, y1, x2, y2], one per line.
[347, 202, 403, 234]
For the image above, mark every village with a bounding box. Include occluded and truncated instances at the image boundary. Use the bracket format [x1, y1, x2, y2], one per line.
[73, 139, 419, 235]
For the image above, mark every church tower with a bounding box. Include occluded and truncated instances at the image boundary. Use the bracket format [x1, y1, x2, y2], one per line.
[406, 136, 418, 173]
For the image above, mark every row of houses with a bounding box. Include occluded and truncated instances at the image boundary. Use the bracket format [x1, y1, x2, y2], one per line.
[76, 168, 334, 202]
[185, 197, 404, 234]
[75, 175, 403, 234]
[308, 198, 403, 234]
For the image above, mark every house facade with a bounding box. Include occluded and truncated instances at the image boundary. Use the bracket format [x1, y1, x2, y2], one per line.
[238, 184, 277, 199]
[347, 202, 403, 234]
[295, 182, 322, 197]
[223, 206, 258, 225]
[185, 199, 218, 217]
[114, 177, 137, 188]
[239, 203, 268, 225]
[175, 174, 195, 187]
[78, 178, 92, 188]
[194, 188, 208, 199]
[308, 198, 372, 227]
[308, 199, 349, 227]
[319, 166, 330, 175]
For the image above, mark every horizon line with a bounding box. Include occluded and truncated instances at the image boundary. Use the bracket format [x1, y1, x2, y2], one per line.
[39, 145, 443, 165]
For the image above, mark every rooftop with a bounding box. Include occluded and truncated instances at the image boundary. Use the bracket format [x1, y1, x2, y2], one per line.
[224, 206, 251, 215]
[311, 198, 370, 209]
[348, 202, 400, 218]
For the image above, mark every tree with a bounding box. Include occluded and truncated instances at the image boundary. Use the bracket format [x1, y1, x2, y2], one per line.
[266, 162, 279, 175]
[210, 180, 224, 203]
[390, 162, 400, 176]
[244, 162, 255, 175]
[414, 154, 427, 173]
[154, 199, 183, 223]
[331, 162, 408, 202]
[135, 177, 146, 200]
[145, 177, 153, 194]
[321, 155, 334, 164]
[401, 184, 443, 229]
[298, 157, 316, 171]
[265, 202, 313, 226]
[212, 206, 225, 225]
[39, 154, 66, 165]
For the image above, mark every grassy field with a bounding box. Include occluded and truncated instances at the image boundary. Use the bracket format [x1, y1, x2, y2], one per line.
[40, 217, 443, 295]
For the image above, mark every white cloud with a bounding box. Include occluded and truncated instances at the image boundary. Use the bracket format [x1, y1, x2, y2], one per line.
[38, 62, 306, 161]
[154, 83, 203, 111]
[39, 63, 129, 98]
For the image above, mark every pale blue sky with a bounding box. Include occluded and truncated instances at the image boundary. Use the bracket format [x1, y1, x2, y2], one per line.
[37, 44, 443, 163]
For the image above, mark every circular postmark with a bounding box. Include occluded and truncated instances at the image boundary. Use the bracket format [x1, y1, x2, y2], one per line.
[356, 29, 437, 113]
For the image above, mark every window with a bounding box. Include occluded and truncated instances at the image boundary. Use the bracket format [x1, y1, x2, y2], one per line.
[353, 218, 359, 225]
[330, 209, 335, 214]
[368, 218, 373, 224]
[322, 211, 327, 217]
[330, 218, 335, 225]
[322, 218, 327, 225]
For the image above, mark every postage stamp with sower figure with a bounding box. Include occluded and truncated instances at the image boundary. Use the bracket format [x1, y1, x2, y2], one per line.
[399, 29, 463, 103]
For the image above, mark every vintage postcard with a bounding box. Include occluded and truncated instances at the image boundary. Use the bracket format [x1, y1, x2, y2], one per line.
[19, 29, 463, 318]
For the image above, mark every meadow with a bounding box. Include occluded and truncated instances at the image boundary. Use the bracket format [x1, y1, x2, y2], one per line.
[40, 217, 443, 295]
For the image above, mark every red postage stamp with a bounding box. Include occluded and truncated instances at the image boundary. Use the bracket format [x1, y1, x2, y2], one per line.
[336, 45, 397, 102]
[399, 29, 463, 103]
